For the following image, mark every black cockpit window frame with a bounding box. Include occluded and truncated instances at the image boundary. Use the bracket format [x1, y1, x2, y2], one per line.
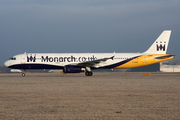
[9, 57, 16, 60]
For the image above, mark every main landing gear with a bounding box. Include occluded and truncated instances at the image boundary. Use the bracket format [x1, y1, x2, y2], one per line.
[85, 67, 93, 76]
[85, 71, 93, 76]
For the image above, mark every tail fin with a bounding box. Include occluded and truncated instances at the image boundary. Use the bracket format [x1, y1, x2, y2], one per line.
[145, 30, 171, 54]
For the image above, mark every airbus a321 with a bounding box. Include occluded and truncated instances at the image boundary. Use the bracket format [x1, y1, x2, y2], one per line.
[4, 30, 174, 76]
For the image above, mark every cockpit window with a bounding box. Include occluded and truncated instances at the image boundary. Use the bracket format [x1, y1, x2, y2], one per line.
[9, 57, 16, 60]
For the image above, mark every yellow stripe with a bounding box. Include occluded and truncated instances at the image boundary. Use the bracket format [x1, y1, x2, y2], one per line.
[114, 54, 174, 69]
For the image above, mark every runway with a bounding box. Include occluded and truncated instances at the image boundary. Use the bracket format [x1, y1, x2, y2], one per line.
[0, 72, 180, 119]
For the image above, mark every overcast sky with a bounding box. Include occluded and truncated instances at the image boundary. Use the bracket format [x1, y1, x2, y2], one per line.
[0, 0, 180, 66]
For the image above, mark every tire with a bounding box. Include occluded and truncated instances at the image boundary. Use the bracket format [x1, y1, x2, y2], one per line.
[85, 71, 89, 76]
[22, 73, 26, 77]
[85, 71, 93, 76]
[88, 72, 93, 76]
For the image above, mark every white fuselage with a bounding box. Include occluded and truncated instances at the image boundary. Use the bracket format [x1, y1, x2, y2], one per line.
[4, 53, 140, 69]
[4, 52, 173, 70]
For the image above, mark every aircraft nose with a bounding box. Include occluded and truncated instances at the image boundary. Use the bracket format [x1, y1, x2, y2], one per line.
[4, 60, 10, 67]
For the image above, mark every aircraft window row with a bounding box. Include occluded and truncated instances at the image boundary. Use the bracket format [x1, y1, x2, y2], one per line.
[9, 57, 16, 60]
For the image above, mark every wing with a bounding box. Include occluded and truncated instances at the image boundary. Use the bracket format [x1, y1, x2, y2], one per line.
[72, 56, 114, 68]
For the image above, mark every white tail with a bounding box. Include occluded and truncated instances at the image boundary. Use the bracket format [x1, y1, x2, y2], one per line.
[145, 30, 171, 54]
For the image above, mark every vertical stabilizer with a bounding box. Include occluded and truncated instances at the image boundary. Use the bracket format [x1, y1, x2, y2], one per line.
[145, 30, 171, 54]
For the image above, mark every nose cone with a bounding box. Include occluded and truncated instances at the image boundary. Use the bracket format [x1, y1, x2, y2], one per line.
[4, 60, 10, 67]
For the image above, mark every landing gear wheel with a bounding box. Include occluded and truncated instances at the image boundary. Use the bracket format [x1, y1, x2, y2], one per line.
[85, 71, 88, 76]
[22, 73, 26, 77]
[22, 69, 26, 77]
[88, 71, 93, 76]
[85, 71, 93, 76]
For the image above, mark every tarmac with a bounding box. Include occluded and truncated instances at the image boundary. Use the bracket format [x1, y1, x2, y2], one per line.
[0, 72, 180, 120]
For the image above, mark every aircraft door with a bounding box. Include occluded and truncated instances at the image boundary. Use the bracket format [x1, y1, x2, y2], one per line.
[21, 53, 26, 64]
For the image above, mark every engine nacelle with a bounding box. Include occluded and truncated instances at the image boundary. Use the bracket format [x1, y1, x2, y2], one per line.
[63, 65, 85, 73]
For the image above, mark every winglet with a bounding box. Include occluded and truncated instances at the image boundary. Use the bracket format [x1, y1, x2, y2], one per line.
[111, 56, 114, 60]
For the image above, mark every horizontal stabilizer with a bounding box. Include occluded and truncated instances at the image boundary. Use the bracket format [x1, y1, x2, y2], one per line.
[154, 54, 175, 60]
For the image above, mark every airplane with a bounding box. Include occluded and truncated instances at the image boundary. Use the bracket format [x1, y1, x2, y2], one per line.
[4, 30, 174, 77]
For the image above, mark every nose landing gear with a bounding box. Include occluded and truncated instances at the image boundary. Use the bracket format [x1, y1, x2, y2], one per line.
[22, 69, 26, 77]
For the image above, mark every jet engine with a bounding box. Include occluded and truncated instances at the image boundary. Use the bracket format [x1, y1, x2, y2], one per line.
[63, 65, 85, 73]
